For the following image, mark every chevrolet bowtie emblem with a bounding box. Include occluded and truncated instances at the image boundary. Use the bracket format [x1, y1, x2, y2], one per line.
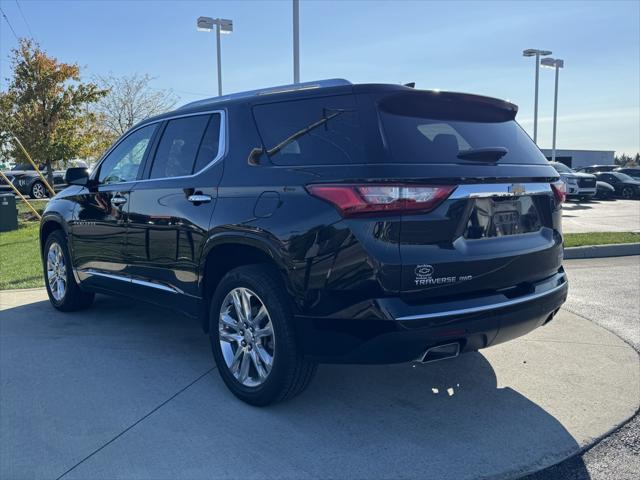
[508, 184, 526, 195]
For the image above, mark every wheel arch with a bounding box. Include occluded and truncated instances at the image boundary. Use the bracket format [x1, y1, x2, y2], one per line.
[198, 233, 293, 332]
[39, 215, 68, 256]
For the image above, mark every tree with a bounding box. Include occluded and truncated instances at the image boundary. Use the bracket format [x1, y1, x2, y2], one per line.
[94, 73, 177, 138]
[0, 39, 107, 187]
[614, 153, 638, 167]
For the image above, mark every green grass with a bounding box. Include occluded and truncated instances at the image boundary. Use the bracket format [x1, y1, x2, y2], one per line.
[16, 198, 48, 223]
[564, 231, 640, 248]
[0, 222, 44, 289]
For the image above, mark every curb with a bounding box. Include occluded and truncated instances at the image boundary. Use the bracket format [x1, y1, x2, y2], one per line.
[564, 242, 640, 259]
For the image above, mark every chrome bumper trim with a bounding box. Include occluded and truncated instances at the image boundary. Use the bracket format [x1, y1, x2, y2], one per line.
[396, 281, 567, 321]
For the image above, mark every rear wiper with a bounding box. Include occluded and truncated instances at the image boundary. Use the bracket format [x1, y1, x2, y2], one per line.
[457, 147, 508, 161]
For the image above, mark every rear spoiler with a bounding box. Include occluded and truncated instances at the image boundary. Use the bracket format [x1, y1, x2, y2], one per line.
[362, 86, 518, 122]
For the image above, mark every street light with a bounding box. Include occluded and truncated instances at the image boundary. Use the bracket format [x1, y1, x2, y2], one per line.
[523, 48, 552, 144]
[541, 57, 564, 162]
[293, 0, 300, 83]
[197, 16, 233, 96]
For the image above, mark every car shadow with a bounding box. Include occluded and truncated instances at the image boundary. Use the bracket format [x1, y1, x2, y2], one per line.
[0, 294, 590, 480]
[562, 202, 595, 210]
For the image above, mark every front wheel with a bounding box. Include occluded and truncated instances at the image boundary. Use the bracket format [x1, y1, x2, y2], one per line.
[209, 265, 317, 406]
[43, 230, 94, 311]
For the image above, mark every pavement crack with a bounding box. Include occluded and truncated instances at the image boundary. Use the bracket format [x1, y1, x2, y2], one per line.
[521, 338, 628, 348]
[55, 367, 216, 480]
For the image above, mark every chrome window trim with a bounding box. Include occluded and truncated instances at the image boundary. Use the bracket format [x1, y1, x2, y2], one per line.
[91, 109, 227, 186]
[396, 280, 566, 322]
[449, 182, 552, 199]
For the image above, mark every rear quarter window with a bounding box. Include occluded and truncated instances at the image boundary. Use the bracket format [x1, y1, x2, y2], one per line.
[252, 95, 366, 165]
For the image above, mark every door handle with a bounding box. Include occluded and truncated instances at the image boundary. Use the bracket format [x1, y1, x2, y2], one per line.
[111, 196, 127, 207]
[187, 194, 212, 204]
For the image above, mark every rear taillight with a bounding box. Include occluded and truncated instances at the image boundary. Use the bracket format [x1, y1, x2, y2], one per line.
[306, 184, 456, 217]
[551, 180, 566, 204]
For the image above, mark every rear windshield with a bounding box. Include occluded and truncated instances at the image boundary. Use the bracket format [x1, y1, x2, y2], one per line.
[379, 113, 548, 165]
[252, 95, 366, 165]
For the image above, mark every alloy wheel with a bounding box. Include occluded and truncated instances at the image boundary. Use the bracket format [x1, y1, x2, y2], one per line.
[218, 287, 275, 387]
[622, 187, 633, 199]
[32, 182, 46, 199]
[47, 242, 67, 301]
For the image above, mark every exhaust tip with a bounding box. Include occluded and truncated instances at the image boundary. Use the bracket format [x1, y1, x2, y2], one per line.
[420, 342, 461, 364]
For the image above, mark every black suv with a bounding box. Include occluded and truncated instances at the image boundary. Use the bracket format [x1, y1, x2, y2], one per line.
[40, 80, 568, 405]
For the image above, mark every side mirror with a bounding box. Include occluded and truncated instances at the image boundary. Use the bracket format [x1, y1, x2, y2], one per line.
[65, 167, 91, 186]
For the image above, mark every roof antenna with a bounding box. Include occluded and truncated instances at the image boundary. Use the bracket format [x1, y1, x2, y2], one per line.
[404, 82, 416, 88]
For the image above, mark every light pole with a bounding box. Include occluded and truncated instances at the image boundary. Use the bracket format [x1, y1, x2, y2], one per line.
[541, 57, 564, 162]
[197, 16, 233, 96]
[523, 48, 552, 144]
[293, 0, 300, 83]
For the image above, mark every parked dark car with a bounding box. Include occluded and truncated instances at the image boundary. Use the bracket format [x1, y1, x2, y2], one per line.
[548, 162, 596, 201]
[593, 172, 640, 199]
[595, 181, 616, 199]
[577, 165, 617, 173]
[615, 167, 640, 181]
[39, 80, 568, 405]
[0, 163, 66, 198]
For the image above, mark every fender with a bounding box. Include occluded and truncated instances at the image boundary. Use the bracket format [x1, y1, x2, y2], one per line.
[39, 212, 70, 249]
[198, 230, 292, 289]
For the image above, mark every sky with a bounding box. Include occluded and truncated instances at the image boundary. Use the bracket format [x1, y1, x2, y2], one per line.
[1, 0, 639, 154]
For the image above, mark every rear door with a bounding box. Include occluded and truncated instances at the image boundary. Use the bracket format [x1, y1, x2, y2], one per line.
[126, 112, 224, 314]
[372, 90, 563, 302]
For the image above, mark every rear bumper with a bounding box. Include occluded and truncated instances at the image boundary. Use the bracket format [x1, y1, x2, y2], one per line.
[296, 269, 568, 364]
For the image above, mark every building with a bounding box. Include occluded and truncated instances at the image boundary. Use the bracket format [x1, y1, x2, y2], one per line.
[540, 149, 615, 169]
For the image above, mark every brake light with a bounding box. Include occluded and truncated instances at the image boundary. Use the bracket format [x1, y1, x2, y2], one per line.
[551, 180, 566, 204]
[306, 184, 456, 217]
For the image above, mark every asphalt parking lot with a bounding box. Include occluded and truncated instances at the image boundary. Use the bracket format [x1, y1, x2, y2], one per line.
[562, 199, 640, 233]
[1, 258, 639, 479]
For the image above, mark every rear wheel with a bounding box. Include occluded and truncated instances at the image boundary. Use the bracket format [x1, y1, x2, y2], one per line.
[209, 265, 317, 406]
[30, 181, 47, 199]
[621, 186, 634, 199]
[43, 230, 94, 311]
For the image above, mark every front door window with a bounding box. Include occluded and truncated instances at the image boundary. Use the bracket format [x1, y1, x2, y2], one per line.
[98, 125, 156, 184]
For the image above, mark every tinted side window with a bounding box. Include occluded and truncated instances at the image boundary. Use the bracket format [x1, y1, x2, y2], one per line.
[149, 115, 210, 179]
[98, 124, 156, 184]
[192, 114, 222, 173]
[252, 95, 365, 165]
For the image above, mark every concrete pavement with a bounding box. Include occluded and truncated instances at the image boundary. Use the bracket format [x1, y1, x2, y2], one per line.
[525, 255, 640, 480]
[1, 285, 638, 479]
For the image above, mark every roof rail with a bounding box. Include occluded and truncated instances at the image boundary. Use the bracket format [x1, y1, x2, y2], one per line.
[179, 78, 351, 109]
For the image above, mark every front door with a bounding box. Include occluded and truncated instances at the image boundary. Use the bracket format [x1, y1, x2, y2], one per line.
[70, 123, 158, 292]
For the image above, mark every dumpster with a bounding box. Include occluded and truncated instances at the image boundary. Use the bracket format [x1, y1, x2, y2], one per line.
[0, 193, 18, 232]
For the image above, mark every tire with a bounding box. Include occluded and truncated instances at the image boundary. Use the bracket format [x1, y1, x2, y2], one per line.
[43, 230, 94, 311]
[30, 181, 47, 199]
[209, 264, 317, 406]
[621, 187, 634, 199]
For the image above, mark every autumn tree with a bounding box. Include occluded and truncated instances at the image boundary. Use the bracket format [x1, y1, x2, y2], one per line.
[95, 73, 177, 137]
[0, 39, 107, 187]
